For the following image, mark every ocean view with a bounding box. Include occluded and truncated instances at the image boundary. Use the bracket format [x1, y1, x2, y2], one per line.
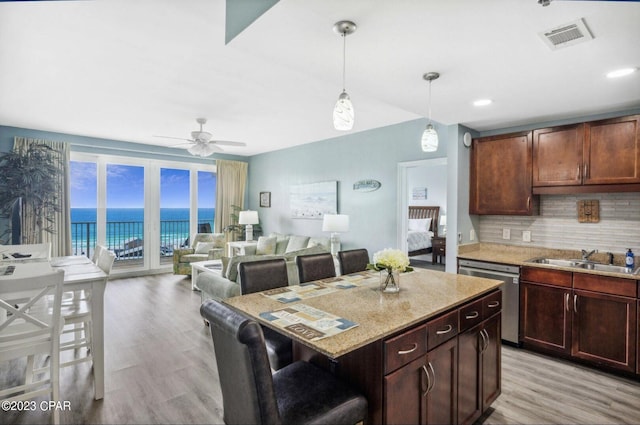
[71, 208, 215, 256]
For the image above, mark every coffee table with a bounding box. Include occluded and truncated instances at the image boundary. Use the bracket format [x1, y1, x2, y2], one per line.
[191, 259, 223, 291]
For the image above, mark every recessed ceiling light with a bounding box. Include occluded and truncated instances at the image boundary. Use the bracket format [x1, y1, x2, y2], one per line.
[473, 99, 492, 107]
[606, 68, 636, 79]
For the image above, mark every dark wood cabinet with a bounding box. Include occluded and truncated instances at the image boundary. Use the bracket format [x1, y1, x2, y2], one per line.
[532, 123, 584, 187]
[521, 266, 638, 374]
[533, 114, 640, 193]
[520, 281, 572, 355]
[469, 131, 538, 215]
[383, 291, 500, 425]
[431, 236, 446, 265]
[584, 115, 640, 185]
[458, 302, 502, 425]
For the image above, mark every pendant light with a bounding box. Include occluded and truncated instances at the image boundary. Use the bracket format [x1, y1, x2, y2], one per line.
[421, 72, 440, 152]
[333, 20, 357, 131]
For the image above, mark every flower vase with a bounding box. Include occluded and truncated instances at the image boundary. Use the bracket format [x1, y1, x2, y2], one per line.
[380, 269, 400, 293]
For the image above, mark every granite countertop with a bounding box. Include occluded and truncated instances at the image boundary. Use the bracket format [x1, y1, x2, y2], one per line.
[224, 268, 501, 359]
[458, 243, 639, 280]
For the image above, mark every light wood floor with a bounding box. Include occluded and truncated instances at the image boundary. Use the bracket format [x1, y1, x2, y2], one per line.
[2, 273, 639, 424]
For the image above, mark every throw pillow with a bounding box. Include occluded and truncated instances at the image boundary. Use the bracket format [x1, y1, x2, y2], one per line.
[221, 256, 231, 278]
[307, 237, 330, 251]
[269, 232, 290, 242]
[285, 235, 310, 253]
[275, 239, 289, 255]
[195, 241, 216, 254]
[256, 236, 277, 255]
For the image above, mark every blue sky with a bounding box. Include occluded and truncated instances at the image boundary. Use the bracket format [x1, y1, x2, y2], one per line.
[70, 161, 216, 209]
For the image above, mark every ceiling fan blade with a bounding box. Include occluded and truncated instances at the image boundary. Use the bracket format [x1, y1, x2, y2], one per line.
[153, 135, 195, 142]
[212, 140, 247, 147]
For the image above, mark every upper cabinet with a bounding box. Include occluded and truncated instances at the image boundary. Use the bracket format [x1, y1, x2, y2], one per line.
[469, 131, 538, 215]
[533, 115, 640, 192]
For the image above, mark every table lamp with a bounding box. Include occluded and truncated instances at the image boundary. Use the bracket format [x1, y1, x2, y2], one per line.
[238, 210, 259, 241]
[322, 214, 349, 255]
[439, 215, 447, 236]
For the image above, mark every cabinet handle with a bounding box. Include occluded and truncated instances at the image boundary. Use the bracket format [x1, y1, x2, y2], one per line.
[465, 311, 479, 320]
[428, 362, 436, 394]
[487, 301, 500, 308]
[436, 324, 454, 335]
[421, 365, 431, 397]
[398, 343, 418, 355]
[565, 293, 570, 312]
[527, 196, 531, 210]
[577, 163, 581, 179]
[584, 163, 588, 179]
[479, 329, 488, 352]
[573, 294, 578, 313]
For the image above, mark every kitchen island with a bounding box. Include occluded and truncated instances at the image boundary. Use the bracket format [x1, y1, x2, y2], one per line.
[225, 268, 503, 424]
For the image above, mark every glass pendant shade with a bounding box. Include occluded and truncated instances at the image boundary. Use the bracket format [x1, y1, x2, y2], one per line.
[188, 142, 216, 157]
[421, 123, 438, 152]
[333, 91, 354, 131]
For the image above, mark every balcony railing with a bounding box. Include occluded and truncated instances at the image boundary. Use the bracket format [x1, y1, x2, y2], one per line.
[71, 219, 213, 266]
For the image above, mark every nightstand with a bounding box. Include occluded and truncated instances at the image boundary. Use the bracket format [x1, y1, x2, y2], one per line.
[431, 236, 446, 264]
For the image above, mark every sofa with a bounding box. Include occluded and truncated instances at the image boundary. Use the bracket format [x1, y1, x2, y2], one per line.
[173, 232, 226, 275]
[197, 233, 330, 302]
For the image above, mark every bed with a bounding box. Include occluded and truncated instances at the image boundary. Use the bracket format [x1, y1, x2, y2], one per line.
[407, 206, 440, 256]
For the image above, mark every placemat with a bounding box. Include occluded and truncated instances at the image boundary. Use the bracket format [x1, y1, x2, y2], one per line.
[259, 303, 358, 341]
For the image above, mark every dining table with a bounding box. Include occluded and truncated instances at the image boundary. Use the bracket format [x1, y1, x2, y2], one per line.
[0, 255, 108, 400]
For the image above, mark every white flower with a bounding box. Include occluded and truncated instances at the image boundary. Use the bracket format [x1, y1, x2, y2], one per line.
[372, 248, 410, 272]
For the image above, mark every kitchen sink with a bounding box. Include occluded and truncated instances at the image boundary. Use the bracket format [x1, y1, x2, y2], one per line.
[526, 257, 639, 274]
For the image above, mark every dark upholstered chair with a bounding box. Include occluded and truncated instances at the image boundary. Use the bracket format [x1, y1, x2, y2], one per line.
[201, 300, 368, 425]
[296, 252, 336, 283]
[239, 259, 292, 370]
[338, 248, 370, 275]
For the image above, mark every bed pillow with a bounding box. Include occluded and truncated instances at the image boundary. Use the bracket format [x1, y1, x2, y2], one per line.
[408, 218, 432, 232]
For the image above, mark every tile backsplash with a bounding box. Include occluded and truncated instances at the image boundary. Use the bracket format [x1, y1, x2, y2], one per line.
[478, 193, 640, 254]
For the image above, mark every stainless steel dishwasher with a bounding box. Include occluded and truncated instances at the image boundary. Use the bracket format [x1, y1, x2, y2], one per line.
[458, 259, 520, 345]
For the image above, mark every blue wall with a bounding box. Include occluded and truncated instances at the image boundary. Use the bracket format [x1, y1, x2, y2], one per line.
[246, 118, 451, 256]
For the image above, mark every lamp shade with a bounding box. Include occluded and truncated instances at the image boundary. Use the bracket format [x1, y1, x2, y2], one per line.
[322, 214, 349, 232]
[238, 210, 259, 225]
[421, 124, 438, 152]
[333, 91, 354, 131]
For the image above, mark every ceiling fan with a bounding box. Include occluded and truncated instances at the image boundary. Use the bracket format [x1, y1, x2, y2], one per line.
[153, 118, 246, 157]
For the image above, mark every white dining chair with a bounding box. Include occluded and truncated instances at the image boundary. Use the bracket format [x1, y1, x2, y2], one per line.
[0, 269, 65, 425]
[58, 246, 115, 368]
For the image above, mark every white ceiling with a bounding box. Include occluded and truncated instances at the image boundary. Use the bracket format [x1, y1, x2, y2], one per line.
[0, 0, 639, 157]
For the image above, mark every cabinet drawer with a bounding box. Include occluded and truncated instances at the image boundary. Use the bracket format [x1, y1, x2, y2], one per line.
[459, 298, 483, 332]
[483, 290, 503, 318]
[384, 323, 427, 374]
[522, 267, 572, 287]
[573, 273, 637, 297]
[427, 309, 458, 350]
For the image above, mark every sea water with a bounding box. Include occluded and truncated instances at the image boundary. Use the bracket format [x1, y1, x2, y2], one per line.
[71, 208, 215, 253]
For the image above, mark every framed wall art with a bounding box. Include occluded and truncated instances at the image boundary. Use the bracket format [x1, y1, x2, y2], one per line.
[290, 181, 337, 219]
[260, 191, 271, 208]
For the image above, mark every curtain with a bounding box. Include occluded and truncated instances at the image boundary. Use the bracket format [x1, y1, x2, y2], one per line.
[13, 137, 71, 257]
[214, 159, 248, 241]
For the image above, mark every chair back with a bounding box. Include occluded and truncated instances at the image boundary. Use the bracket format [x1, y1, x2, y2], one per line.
[0, 269, 64, 365]
[190, 233, 215, 249]
[96, 248, 116, 275]
[296, 253, 336, 283]
[338, 249, 370, 275]
[0, 243, 51, 261]
[201, 300, 281, 425]
[91, 244, 105, 264]
[239, 258, 288, 295]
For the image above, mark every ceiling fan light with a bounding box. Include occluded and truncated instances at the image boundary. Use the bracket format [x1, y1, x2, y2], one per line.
[421, 124, 439, 152]
[333, 91, 354, 131]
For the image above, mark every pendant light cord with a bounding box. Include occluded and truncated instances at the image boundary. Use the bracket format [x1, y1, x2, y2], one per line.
[341, 32, 347, 92]
[428, 80, 432, 124]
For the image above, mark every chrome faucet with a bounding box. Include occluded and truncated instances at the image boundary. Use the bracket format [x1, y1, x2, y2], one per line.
[581, 249, 597, 261]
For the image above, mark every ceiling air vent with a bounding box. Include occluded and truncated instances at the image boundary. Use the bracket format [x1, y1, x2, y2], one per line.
[539, 18, 593, 50]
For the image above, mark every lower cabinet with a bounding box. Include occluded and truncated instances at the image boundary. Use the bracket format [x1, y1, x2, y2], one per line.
[384, 290, 502, 425]
[458, 313, 501, 425]
[521, 267, 638, 374]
